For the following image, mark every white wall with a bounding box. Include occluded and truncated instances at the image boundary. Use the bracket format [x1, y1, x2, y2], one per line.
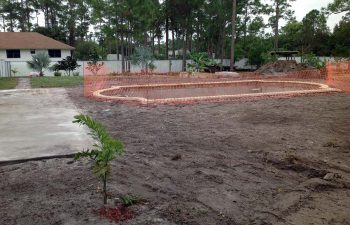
[278, 57, 340, 64]
[6, 58, 235, 77]
[0, 49, 71, 62]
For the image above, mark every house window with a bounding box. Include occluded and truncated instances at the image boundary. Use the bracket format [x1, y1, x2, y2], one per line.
[30, 49, 36, 54]
[48, 49, 61, 58]
[6, 50, 21, 58]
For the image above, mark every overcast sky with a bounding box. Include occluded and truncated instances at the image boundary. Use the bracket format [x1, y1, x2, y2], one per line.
[281, 0, 346, 30]
[36, 0, 345, 32]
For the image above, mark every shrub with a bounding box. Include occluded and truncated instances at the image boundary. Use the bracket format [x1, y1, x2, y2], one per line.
[73, 114, 124, 204]
[120, 195, 143, 207]
[54, 71, 62, 77]
[187, 52, 209, 72]
[11, 68, 18, 77]
[130, 47, 156, 74]
[187, 52, 221, 73]
[51, 56, 80, 76]
[27, 52, 51, 76]
[303, 53, 326, 69]
[72, 72, 80, 76]
[86, 61, 104, 76]
[261, 52, 278, 65]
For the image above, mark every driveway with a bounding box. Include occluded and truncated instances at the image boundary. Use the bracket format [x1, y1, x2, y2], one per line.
[0, 88, 92, 162]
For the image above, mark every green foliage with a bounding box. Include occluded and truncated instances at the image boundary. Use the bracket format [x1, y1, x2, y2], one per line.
[187, 52, 220, 72]
[54, 71, 62, 77]
[33, 26, 67, 43]
[51, 56, 80, 76]
[131, 47, 156, 74]
[261, 52, 278, 65]
[327, 0, 350, 17]
[303, 53, 326, 69]
[120, 195, 142, 207]
[0, 77, 17, 90]
[2, 0, 350, 67]
[302, 10, 331, 55]
[72, 72, 80, 77]
[27, 52, 51, 76]
[279, 20, 303, 51]
[331, 19, 350, 57]
[73, 114, 124, 204]
[74, 41, 104, 61]
[235, 37, 274, 67]
[31, 76, 82, 88]
[187, 53, 209, 72]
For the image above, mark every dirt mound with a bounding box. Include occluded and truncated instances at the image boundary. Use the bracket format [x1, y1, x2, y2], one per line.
[257, 60, 314, 75]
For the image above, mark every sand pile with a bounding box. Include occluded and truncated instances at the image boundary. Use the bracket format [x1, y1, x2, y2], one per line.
[257, 60, 314, 75]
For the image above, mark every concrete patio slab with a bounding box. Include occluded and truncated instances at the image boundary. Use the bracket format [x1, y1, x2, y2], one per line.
[0, 88, 93, 162]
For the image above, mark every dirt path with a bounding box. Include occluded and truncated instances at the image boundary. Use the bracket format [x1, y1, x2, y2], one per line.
[15, 77, 31, 89]
[0, 87, 349, 225]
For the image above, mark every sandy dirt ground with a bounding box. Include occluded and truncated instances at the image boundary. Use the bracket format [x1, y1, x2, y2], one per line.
[1, 86, 349, 225]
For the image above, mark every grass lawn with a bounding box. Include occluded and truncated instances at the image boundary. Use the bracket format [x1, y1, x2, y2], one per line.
[0, 77, 17, 90]
[31, 76, 83, 88]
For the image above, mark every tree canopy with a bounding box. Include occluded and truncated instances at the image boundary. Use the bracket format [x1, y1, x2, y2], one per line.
[1, 0, 349, 69]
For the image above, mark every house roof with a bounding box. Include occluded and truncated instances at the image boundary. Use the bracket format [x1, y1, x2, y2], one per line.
[0, 32, 75, 50]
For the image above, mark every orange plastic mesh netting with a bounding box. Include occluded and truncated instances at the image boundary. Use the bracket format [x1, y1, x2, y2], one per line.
[327, 61, 350, 92]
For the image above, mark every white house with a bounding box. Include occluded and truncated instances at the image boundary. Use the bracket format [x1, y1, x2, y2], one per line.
[0, 32, 75, 76]
[0, 32, 74, 61]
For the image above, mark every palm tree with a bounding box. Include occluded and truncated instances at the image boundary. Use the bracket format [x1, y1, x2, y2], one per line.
[27, 52, 51, 76]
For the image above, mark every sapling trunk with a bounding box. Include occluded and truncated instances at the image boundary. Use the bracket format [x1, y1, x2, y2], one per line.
[103, 174, 107, 204]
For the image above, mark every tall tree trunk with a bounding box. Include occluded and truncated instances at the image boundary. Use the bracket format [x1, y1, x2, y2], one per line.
[68, 26, 75, 46]
[126, 22, 131, 72]
[188, 32, 193, 53]
[152, 32, 155, 55]
[165, 17, 169, 59]
[158, 37, 161, 56]
[19, 0, 26, 31]
[220, 22, 226, 71]
[243, 0, 249, 56]
[230, 0, 237, 71]
[43, 5, 49, 28]
[172, 29, 175, 59]
[2, 17, 5, 32]
[196, 20, 200, 52]
[103, 175, 107, 204]
[182, 31, 187, 71]
[144, 32, 148, 47]
[128, 35, 132, 72]
[9, 17, 14, 32]
[121, 19, 125, 73]
[25, 0, 31, 31]
[116, 16, 120, 61]
[274, 0, 280, 50]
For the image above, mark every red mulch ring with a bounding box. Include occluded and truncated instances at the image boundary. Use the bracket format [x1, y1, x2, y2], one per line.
[96, 205, 134, 223]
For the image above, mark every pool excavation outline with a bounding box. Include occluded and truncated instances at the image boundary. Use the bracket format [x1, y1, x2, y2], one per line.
[93, 80, 341, 105]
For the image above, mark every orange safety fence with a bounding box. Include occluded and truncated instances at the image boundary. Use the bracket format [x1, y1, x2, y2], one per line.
[83, 63, 339, 105]
[327, 61, 350, 92]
